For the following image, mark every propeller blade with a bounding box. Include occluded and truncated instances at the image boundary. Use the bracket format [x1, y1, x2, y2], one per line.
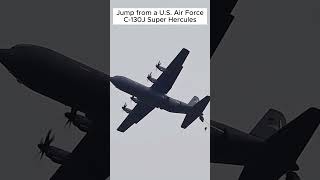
[71, 107, 77, 114]
[45, 129, 52, 145]
[49, 134, 55, 145]
[40, 152, 44, 159]
[64, 120, 69, 127]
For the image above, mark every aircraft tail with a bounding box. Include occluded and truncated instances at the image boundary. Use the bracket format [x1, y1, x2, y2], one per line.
[181, 96, 210, 129]
[188, 96, 199, 106]
[266, 108, 320, 162]
[250, 109, 286, 140]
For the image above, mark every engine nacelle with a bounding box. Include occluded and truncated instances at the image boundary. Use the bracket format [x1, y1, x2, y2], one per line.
[147, 73, 157, 83]
[156, 61, 167, 72]
[130, 96, 139, 103]
[122, 103, 132, 113]
[46, 146, 71, 165]
[65, 111, 91, 133]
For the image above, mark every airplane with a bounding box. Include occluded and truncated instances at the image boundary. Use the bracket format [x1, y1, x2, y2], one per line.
[211, 108, 320, 180]
[0, 44, 109, 180]
[110, 48, 210, 132]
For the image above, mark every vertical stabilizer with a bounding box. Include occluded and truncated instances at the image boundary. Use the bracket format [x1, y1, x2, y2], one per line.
[266, 108, 320, 162]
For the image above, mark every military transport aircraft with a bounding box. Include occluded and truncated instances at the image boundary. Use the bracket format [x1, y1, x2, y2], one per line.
[211, 108, 320, 180]
[0, 44, 108, 180]
[110, 48, 210, 132]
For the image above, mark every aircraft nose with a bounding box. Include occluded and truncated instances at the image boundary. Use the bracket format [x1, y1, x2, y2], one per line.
[110, 76, 115, 84]
[110, 76, 119, 86]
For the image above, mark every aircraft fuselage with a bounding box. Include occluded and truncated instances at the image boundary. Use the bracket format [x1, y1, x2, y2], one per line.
[110, 75, 192, 114]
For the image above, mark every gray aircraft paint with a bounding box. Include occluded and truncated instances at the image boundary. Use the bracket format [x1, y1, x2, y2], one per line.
[110, 1, 210, 180]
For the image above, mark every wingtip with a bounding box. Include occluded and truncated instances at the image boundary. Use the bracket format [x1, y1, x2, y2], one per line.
[181, 48, 190, 54]
[116, 127, 125, 133]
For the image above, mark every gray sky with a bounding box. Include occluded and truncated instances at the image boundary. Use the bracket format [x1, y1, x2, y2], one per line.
[110, 1, 210, 180]
[212, 0, 320, 179]
[0, 1, 107, 179]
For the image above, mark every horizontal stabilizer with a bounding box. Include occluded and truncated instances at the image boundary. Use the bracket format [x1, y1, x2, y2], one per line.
[188, 96, 199, 106]
[181, 96, 210, 129]
[250, 109, 286, 140]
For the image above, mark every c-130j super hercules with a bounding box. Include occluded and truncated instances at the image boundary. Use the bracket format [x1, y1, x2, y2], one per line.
[110, 48, 210, 132]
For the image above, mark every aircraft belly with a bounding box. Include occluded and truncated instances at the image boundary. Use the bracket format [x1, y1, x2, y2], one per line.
[163, 105, 190, 114]
[157, 99, 190, 114]
[129, 87, 165, 108]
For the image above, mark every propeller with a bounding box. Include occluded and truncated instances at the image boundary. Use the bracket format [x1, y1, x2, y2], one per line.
[120, 102, 127, 114]
[155, 61, 166, 72]
[122, 103, 127, 109]
[145, 73, 151, 84]
[199, 115, 204, 122]
[38, 129, 55, 159]
[155, 61, 161, 71]
[64, 108, 77, 127]
[147, 72, 157, 83]
[146, 72, 154, 84]
[64, 112, 74, 127]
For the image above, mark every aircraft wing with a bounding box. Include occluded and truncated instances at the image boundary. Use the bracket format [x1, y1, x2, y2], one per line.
[50, 134, 107, 180]
[117, 103, 155, 132]
[151, 48, 189, 94]
[250, 109, 286, 140]
[50, 113, 108, 180]
[211, 0, 239, 57]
